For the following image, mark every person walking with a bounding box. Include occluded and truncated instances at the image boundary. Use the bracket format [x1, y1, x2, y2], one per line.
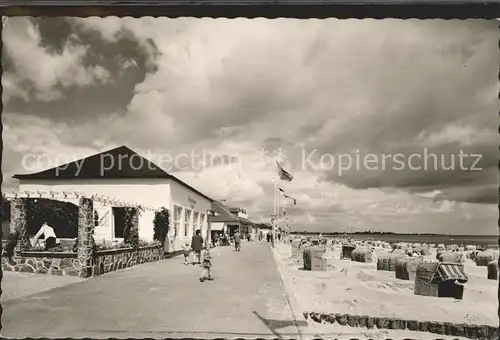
[234, 231, 241, 251]
[191, 229, 204, 265]
[182, 241, 191, 266]
[199, 244, 213, 282]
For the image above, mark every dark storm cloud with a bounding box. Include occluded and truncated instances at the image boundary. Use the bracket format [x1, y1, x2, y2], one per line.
[318, 142, 497, 204]
[434, 185, 498, 204]
[4, 17, 157, 127]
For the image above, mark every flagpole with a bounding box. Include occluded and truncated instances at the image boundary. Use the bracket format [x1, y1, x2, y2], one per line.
[272, 176, 277, 248]
[277, 186, 281, 242]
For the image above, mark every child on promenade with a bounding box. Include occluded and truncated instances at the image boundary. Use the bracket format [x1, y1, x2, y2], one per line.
[200, 244, 213, 282]
[234, 231, 241, 252]
[182, 241, 191, 266]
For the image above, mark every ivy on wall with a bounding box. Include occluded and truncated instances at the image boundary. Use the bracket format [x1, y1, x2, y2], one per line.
[153, 208, 170, 244]
[123, 207, 140, 249]
[4, 230, 19, 257]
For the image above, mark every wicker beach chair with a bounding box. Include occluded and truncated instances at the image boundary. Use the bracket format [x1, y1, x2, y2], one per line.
[351, 248, 373, 263]
[377, 252, 404, 271]
[437, 251, 464, 263]
[414, 262, 468, 299]
[475, 251, 496, 267]
[395, 256, 424, 281]
[487, 260, 498, 280]
[302, 245, 327, 271]
[341, 244, 356, 260]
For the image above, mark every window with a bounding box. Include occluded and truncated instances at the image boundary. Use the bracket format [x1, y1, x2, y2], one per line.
[173, 206, 182, 238]
[193, 212, 199, 236]
[184, 209, 191, 237]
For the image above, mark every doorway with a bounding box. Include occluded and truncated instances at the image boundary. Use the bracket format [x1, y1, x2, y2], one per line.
[113, 207, 126, 238]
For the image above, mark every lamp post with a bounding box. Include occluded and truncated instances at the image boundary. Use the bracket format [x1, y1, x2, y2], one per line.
[206, 209, 219, 245]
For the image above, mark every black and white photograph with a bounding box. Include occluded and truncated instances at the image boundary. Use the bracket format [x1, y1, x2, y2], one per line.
[1, 17, 498, 339]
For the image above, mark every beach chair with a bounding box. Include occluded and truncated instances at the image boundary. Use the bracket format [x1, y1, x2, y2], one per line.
[377, 252, 404, 271]
[475, 251, 495, 266]
[341, 244, 356, 260]
[351, 248, 373, 263]
[487, 260, 498, 280]
[437, 251, 463, 263]
[395, 256, 424, 281]
[414, 262, 468, 300]
[302, 246, 327, 271]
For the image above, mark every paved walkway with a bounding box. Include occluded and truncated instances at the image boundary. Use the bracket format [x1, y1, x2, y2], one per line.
[1, 242, 301, 338]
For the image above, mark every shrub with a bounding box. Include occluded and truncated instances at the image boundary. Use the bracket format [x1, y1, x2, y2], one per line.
[3, 231, 19, 257]
[28, 244, 63, 252]
[139, 239, 162, 247]
[95, 240, 127, 251]
[93, 239, 161, 251]
[153, 208, 170, 244]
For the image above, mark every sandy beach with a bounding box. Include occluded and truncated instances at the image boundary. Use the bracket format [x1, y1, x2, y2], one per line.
[273, 242, 497, 333]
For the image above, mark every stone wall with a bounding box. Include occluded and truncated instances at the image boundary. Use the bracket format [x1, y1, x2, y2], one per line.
[94, 245, 164, 276]
[305, 312, 498, 339]
[2, 245, 164, 277]
[77, 197, 95, 278]
[4, 196, 165, 278]
[10, 198, 30, 251]
[2, 252, 80, 276]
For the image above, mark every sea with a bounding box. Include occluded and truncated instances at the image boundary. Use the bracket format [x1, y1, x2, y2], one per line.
[319, 234, 498, 248]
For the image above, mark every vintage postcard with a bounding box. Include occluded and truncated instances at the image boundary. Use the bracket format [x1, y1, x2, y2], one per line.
[1, 17, 498, 339]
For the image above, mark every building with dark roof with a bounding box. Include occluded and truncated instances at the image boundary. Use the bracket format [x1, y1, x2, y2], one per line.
[210, 200, 255, 239]
[13, 145, 213, 254]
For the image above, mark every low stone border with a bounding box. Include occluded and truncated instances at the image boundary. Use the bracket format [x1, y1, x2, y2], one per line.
[2, 252, 80, 276]
[303, 312, 498, 339]
[94, 245, 164, 276]
[2, 245, 165, 278]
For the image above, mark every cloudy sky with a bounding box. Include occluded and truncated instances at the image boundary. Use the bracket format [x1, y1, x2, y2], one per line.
[3, 17, 498, 235]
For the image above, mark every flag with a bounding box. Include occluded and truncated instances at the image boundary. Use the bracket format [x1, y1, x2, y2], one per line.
[276, 161, 293, 182]
[279, 187, 297, 205]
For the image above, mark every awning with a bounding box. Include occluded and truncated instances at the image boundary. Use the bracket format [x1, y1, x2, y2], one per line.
[435, 263, 468, 283]
[210, 224, 224, 231]
[416, 262, 468, 284]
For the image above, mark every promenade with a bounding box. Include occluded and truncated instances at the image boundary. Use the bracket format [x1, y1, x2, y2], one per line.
[1, 241, 470, 339]
[1, 242, 301, 339]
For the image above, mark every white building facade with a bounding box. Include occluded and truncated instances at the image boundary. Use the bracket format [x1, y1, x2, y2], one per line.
[167, 179, 211, 253]
[13, 146, 213, 254]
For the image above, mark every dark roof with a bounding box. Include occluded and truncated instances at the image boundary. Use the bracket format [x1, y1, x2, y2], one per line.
[12, 145, 213, 202]
[210, 201, 240, 223]
[239, 217, 254, 226]
[210, 201, 258, 226]
[256, 223, 272, 230]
